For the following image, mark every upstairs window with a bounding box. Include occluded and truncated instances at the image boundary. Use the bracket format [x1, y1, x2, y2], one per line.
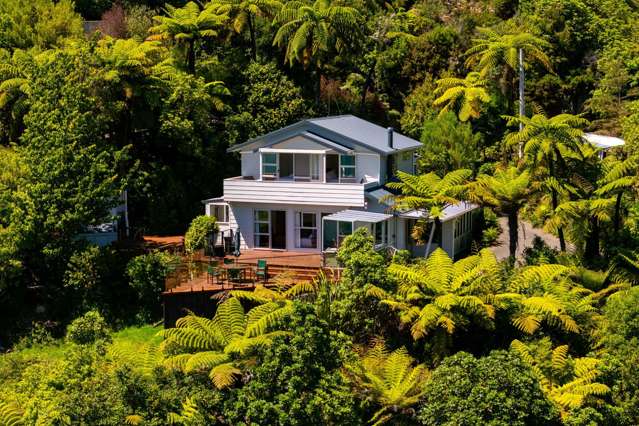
[262, 153, 277, 178]
[339, 155, 356, 182]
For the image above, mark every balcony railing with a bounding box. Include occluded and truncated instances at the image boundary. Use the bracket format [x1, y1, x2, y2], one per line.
[223, 177, 366, 207]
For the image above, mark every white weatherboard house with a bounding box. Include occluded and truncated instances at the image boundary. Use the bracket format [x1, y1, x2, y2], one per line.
[204, 115, 477, 259]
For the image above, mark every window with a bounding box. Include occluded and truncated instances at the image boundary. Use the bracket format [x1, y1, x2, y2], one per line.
[339, 155, 356, 182]
[310, 155, 320, 180]
[338, 221, 353, 246]
[254, 210, 270, 248]
[322, 220, 353, 250]
[296, 212, 317, 248]
[210, 204, 229, 223]
[262, 153, 277, 178]
[374, 221, 387, 246]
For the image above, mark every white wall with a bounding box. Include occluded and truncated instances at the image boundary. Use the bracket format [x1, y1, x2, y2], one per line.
[270, 135, 328, 150]
[395, 150, 415, 174]
[356, 153, 380, 183]
[224, 178, 366, 207]
[226, 202, 346, 252]
[241, 151, 260, 178]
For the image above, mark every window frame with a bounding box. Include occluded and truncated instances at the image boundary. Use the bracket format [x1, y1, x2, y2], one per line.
[254, 209, 271, 248]
[261, 153, 278, 179]
[339, 154, 356, 183]
[209, 203, 229, 224]
[295, 212, 318, 249]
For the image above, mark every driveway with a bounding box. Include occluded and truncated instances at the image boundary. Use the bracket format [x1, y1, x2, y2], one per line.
[489, 217, 571, 261]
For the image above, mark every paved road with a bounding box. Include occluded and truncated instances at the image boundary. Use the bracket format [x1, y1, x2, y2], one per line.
[489, 217, 571, 261]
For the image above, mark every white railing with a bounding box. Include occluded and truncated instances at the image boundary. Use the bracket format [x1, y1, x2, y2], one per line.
[223, 177, 366, 207]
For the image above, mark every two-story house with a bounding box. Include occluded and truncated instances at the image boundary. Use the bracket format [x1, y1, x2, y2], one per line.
[203, 115, 477, 259]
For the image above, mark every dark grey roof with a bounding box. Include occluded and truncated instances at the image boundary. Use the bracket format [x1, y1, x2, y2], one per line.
[308, 115, 421, 153]
[228, 115, 421, 155]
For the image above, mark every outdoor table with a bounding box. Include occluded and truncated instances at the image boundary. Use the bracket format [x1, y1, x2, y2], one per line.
[222, 263, 252, 285]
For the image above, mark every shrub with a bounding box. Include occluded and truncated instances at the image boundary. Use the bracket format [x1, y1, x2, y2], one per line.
[66, 310, 111, 345]
[523, 236, 559, 265]
[184, 215, 218, 255]
[418, 350, 560, 426]
[126, 251, 179, 322]
[332, 229, 396, 342]
[222, 303, 364, 425]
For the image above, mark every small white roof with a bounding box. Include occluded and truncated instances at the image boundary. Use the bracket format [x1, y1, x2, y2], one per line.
[367, 188, 394, 206]
[399, 202, 478, 222]
[202, 196, 225, 204]
[583, 133, 625, 149]
[322, 209, 392, 223]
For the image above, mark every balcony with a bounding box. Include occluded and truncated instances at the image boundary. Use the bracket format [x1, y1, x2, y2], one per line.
[223, 176, 366, 207]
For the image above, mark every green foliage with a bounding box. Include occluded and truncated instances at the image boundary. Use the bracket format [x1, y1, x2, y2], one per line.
[524, 236, 560, 265]
[162, 297, 290, 389]
[469, 166, 533, 258]
[511, 339, 610, 417]
[225, 61, 309, 146]
[344, 339, 429, 425]
[381, 248, 503, 346]
[149, 2, 226, 74]
[418, 350, 560, 425]
[0, 0, 83, 49]
[434, 72, 491, 121]
[331, 228, 393, 342]
[417, 112, 481, 174]
[222, 303, 364, 425]
[127, 251, 180, 322]
[66, 310, 112, 345]
[184, 215, 218, 255]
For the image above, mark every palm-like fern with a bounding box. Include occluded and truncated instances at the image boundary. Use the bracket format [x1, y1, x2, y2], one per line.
[97, 37, 163, 91]
[207, 0, 282, 60]
[162, 297, 289, 388]
[506, 264, 598, 335]
[466, 28, 552, 77]
[272, 0, 359, 104]
[595, 153, 638, 232]
[465, 28, 552, 121]
[273, 0, 360, 67]
[468, 166, 533, 258]
[373, 248, 503, 340]
[504, 113, 588, 251]
[386, 169, 471, 255]
[166, 397, 203, 425]
[344, 340, 429, 426]
[109, 335, 163, 377]
[149, 2, 227, 74]
[511, 339, 609, 417]
[0, 402, 23, 426]
[433, 72, 491, 121]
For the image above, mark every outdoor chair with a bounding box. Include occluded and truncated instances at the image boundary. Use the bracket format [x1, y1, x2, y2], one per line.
[255, 259, 268, 283]
[207, 261, 220, 284]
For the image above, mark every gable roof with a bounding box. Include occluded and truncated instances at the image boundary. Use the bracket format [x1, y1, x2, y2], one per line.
[228, 115, 421, 155]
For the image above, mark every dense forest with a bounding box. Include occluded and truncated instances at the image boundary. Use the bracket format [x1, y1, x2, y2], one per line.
[1, 0, 639, 424]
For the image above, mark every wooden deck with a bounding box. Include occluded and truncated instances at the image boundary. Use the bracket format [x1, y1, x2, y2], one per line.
[163, 250, 335, 295]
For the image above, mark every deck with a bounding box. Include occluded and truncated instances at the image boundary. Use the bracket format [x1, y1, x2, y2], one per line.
[163, 250, 334, 294]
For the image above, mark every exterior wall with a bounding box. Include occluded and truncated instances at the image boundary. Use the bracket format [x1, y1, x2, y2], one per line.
[395, 150, 415, 174]
[356, 153, 381, 183]
[237, 135, 381, 184]
[269, 136, 328, 150]
[223, 177, 366, 207]
[441, 220, 455, 258]
[241, 151, 260, 179]
[225, 202, 347, 252]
